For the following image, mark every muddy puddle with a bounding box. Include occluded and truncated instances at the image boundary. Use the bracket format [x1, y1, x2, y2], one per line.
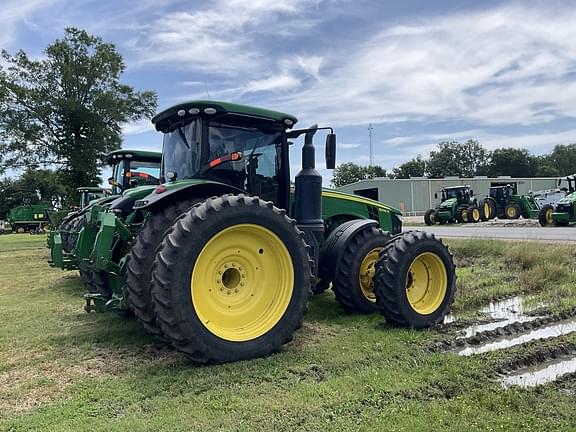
[445, 296, 545, 338]
[501, 357, 576, 388]
[456, 318, 576, 356]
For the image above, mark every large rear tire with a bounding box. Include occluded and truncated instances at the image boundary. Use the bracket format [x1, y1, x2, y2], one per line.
[478, 199, 491, 221]
[151, 194, 312, 364]
[331, 226, 391, 314]
[456, 205, 468, 223]
[538, 204, 553, 227]
[374, 231, 456, 328]
[126, 198, 202, 338]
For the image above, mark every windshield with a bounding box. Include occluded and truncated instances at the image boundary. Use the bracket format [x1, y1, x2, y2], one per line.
[162, 120, 200, 181]
[442, 189, 463, 201]
[205, 120, 282, 201]
[127, 160, 161, 187]
[111, 160, 127, 194]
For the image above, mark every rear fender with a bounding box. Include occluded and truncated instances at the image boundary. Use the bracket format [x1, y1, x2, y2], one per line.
[318, 219, 380, 282]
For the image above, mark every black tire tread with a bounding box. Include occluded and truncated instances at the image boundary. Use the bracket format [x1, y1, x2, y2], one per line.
[374, 230, 456, 328]
[150, 194, 313, 364]
[331, 226, 391, 314]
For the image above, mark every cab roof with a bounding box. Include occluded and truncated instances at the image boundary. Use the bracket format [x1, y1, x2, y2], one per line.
[105, 149, 161, 165]
[76, 187, 105, 193]
[443, 185, 471, 190]
[152, 100, 298, 132]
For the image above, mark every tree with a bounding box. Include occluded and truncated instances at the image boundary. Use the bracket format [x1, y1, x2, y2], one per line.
[0, 169, 67, 218]
[0, 28, 157, 197]
[488, 148, 537, 177]
[534, 155, 560, 177]
[426, 140, 489, 178]
[390, 155, 426, 179]
[331, 162, 387, 187]
[548, 144, 576, 176]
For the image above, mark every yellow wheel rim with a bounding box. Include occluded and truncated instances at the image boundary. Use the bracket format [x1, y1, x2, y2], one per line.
[472, 208, 480, 221]
[506, 207, 516, 218]
[546, 208, 553, 224]
[191, 224, 294, 342]
[358, 247, 383, 302]
[461, 210, 467, 222]
[484, 203, 490, 218]
[406, 252, 447, 315]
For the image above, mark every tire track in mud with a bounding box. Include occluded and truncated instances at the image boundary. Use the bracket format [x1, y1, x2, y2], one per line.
[434, 299, 576, 388]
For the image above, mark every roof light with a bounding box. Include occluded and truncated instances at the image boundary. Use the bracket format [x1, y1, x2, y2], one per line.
[125, 154, 133, 158]
[188, 108, 200, 115]
[204, 107, 217, 115]
[177, 109, 186, 116]
[155, 185, 167, 194]
[284, 119, 293, 126]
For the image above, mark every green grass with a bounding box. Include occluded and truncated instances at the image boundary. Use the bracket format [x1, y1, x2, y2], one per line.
[1, 235, 576, 431]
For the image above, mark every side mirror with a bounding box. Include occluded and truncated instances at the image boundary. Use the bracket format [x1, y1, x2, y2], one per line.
[434, 193, 438, 199]
[470, 190, 474, 196]
[107, 177, 116, 186]
[325, 133, 336, 169]
[558, 179, 562, 187]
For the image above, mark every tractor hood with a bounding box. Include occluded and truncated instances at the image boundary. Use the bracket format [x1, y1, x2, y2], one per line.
[439, 198, 458, 209]
[558, 192, 576, 204]
[322, 189, 401, 215]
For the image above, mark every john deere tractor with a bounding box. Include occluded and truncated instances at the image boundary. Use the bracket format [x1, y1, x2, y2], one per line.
[76, 100, 456, 364]
[484, 185, 540, 220]
[49, 149, 162, 273]
[78, 187, 109, 209]
[425, 185, 480, 225]
[539, 175, 576, 226]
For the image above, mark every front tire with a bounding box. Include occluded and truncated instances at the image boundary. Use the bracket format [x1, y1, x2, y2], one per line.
[374, 231, 456, 328]
[331, 226, 391, 314]
[538, 204, 553, 226]
[151, 194, 312, 364]
[505, 203, 521, 219]
[126, 198, 202, 338]
[467, 206, 480, 223]
[478, 199, 491, 221]
[424, 209, 437, 226]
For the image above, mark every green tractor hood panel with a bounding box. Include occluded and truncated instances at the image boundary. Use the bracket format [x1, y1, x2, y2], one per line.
[321, 189, 401, 215]
[439, 198, 458, 209]
[134, 179, 245, 211]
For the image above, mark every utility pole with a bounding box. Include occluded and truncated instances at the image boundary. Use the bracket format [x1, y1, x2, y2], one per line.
[368, 123, 374, 166]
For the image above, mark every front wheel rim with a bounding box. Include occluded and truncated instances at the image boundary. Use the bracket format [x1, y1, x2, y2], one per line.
[191, 224, 294, 342]
[546, 209, 553, 224]
[405, 252, 448, 315]
[473, 208, 480, 221]
[358, 247, 383, 302]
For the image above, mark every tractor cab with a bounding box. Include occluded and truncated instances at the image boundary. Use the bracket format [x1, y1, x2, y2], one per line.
[107, 150, 162, 194]
[439, 185, 473, 204]
[77, 187, 109, 209]
[558, 175, 576, 195]
[489, 185, 515, 205]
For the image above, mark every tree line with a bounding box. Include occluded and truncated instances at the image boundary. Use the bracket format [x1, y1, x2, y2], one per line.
[331, 140, 576, 188]
[0, 27, 156, 215]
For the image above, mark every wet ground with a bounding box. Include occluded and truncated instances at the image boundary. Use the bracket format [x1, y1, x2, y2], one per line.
[439, 296, 576, 388]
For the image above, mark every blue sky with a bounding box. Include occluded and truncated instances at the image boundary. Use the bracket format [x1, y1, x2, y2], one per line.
[2, 0, 576, 183]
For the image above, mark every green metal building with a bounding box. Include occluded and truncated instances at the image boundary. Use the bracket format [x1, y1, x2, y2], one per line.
[337, 176, 560, 216]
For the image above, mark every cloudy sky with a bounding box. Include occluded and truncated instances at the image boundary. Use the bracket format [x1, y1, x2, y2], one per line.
[2, 0, 576, 180]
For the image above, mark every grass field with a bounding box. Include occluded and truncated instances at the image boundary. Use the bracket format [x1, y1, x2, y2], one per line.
[1, 234, 576, 431]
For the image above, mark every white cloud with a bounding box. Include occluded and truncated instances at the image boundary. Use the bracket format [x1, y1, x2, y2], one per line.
[122, 119, 154, 136]
[0, 0, 59, 48]
[242, 74, 301, 94]
[272, 4, 576, 128]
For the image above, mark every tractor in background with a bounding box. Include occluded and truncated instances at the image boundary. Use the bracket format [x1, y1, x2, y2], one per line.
[49, 149, 162, 274]
[7, 203, 51, 233]
[424, 185, 480, 225]
[484, 185, 540, 220]
[78, 187, 109, 209]
[539, 175, 576, 226]
[75, 100, 456, 364]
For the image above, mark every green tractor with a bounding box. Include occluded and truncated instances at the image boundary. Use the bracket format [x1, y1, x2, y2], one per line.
[425, 185, 481, 225]
[78, 100, 456, 364]
[7, 203, 51, 233]
[539, 175, 576, 226]
[484, 185, 540, 220]
[78, 187, 109, 209]
[49, 149, 162, 271]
